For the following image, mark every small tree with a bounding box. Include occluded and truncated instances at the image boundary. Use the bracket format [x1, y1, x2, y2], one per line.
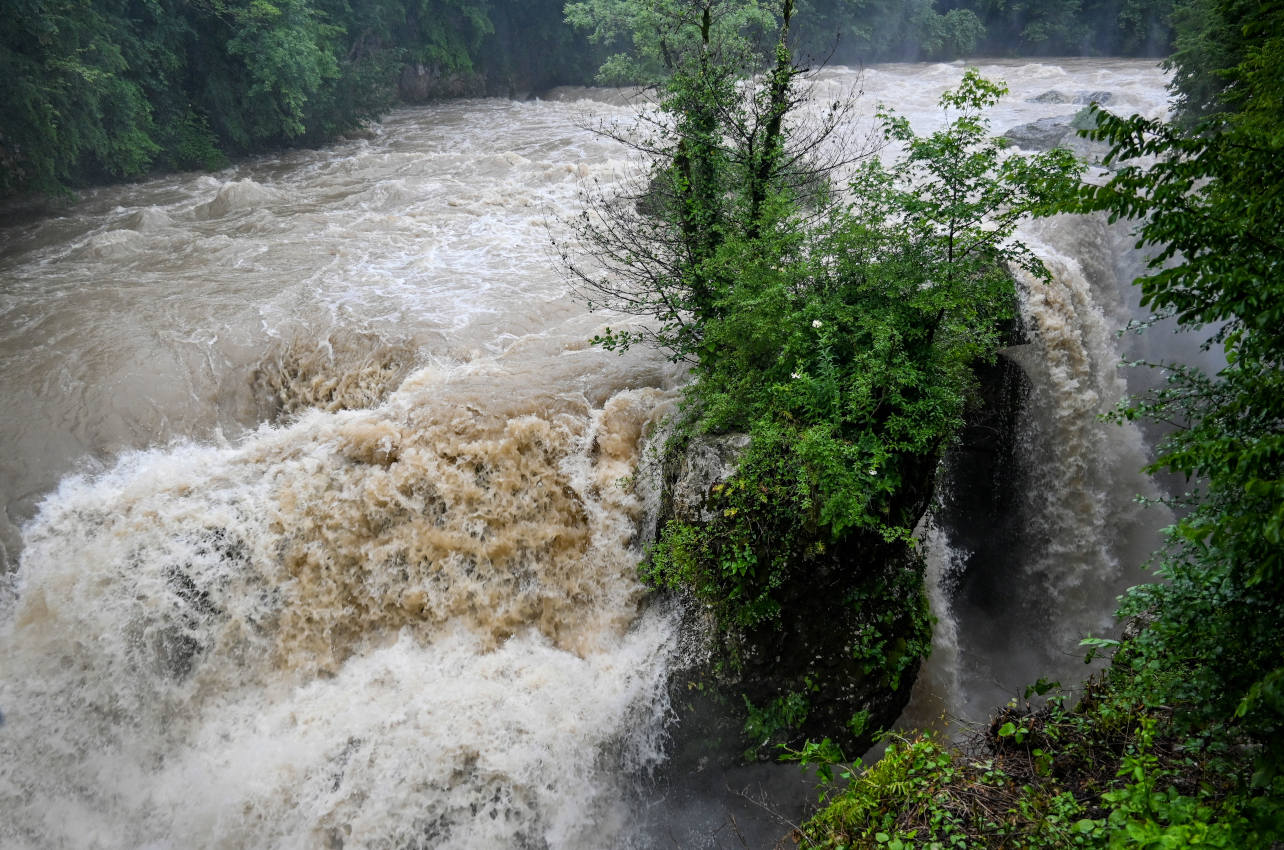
[656, 70, 1082, 628]
[565, 0, 779, 86]
[557, 0, 862, 364]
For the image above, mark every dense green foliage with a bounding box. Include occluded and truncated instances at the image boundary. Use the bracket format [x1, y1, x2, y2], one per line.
[565, 0, 987, 77]
[1071, 0, 1284, 789]
[565, 0, 1177, 82]
[565, 0, 781, 84]
[1163, 0, 1264, 123]
[0, 0, 594, 195]
[798, 0, 1177, 60]
[940, 0, 1176, 57]
[801, 0, 1284, 843]
[795, 665, 1284, 848]
[566, 0, 1079, 758]
[4, 0, 365, 192]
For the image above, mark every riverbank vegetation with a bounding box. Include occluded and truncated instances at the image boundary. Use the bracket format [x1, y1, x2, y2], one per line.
[2, 0, 1177, 197]
[0, 0, 585, 195]
[795, 0, 1284, 845]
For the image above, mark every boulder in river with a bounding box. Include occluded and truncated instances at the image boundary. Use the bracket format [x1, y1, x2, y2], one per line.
[1026, 89, 1114, 105]
[1002, 107, 1114, 163]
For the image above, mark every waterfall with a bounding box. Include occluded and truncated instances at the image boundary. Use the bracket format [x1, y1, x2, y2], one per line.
[914, 213, 1174, 728]
[0, 60, 1174, 847]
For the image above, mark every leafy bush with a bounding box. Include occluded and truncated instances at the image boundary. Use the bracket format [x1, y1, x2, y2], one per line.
[643, 68, 1080, 636]
[796, 668, 1284, 849]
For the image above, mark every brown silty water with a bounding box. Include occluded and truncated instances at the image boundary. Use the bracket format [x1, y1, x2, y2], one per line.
[0, 60, 1174, 848]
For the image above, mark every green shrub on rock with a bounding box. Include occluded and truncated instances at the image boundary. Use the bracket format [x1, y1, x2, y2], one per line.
[566, 1, 1080, 757]
[642, 68, 1079, 755]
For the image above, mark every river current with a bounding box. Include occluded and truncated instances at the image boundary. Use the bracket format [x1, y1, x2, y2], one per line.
[0, 59, 1172, 848]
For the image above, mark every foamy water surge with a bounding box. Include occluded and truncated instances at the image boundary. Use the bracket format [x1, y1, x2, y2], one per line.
[1, 60, 1174, 847]
[2, 370, 679, 848]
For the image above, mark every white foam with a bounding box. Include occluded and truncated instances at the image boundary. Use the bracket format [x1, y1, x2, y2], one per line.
[0, 377, 680, 848]
[197, 180, 284, 219]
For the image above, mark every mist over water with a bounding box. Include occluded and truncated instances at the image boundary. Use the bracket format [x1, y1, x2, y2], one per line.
[1, 59, 1174, 847]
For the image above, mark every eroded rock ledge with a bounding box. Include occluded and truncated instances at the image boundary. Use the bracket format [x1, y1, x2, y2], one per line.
[648, 346, 1030, 771]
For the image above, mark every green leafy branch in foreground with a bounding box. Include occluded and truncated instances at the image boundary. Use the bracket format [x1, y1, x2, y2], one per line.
[798, 2, 1284, 842]
[1067, 0, 1284, 787]
[794, 666, 1284, 849]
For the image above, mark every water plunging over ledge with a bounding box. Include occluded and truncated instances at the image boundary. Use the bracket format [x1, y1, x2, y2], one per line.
[0, 59, 1173, 848]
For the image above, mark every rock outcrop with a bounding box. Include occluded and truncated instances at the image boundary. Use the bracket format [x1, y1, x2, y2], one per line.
[397, 64, 488, 102]
[1002, 106, 1114, 164]
[649, 331, 1031, 770]
[650, 429, 929, 768]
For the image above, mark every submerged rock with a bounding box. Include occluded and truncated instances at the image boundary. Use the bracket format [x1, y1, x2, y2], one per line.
[1003, 115, 1078, 150]
[195, 179, 283, 220]
[1028, 89, 1074, 104]
[1075, 90, 1114, 105]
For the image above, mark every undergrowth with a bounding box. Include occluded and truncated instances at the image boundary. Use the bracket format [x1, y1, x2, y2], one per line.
[792, 651, 1284, 849]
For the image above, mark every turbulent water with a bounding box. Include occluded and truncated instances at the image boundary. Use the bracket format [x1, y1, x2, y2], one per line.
[915, 215, 1176, 727]
[0, 59, 1173, 848]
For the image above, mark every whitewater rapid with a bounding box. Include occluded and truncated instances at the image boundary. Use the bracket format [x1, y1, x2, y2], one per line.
[0, 59, 1172, 847]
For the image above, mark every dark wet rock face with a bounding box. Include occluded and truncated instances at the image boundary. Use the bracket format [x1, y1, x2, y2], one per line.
[938, 351, 1031, 604]
[650, 431, 929, 767]
[397, 64, 542, 101]
[398, 64, 488, 101]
